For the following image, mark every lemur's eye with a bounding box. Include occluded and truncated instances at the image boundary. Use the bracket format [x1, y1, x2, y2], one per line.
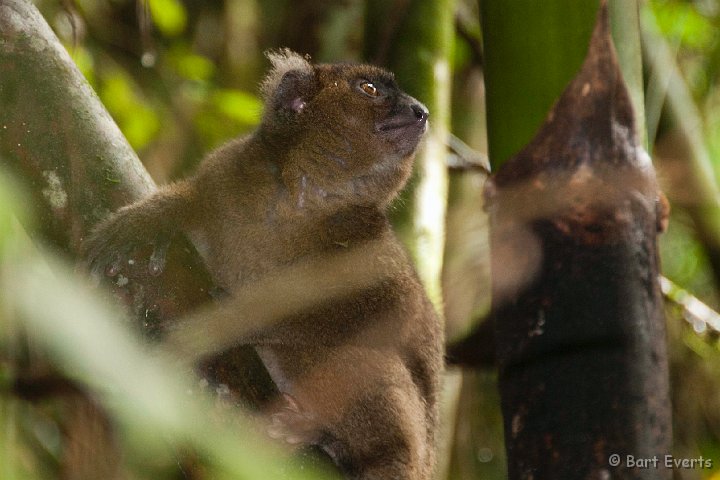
[359, 81, 379, 97]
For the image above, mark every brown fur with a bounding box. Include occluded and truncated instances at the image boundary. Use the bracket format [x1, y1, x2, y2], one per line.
[85, 49, 443, 480]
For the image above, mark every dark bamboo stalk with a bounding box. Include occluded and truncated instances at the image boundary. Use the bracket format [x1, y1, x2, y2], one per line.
[486, 4, 672, 478]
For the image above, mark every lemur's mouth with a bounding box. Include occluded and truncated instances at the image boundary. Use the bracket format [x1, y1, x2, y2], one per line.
[377, 103, 429, 132]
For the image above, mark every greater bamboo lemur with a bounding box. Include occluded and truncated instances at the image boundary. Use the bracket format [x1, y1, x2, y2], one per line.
[85, 50, 442, 480]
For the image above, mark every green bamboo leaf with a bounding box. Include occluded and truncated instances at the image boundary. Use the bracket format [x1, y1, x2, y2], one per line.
[6, 254, 334, 480]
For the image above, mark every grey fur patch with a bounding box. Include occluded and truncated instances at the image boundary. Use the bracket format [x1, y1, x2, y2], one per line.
[260, 49, 313, 100]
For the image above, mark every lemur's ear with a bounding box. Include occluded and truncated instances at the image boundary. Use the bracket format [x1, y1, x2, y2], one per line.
[261, 49, 316, 114]
[273, 70, 318, 114]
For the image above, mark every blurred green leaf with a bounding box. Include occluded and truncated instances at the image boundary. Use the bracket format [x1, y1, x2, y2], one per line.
[175, 53, 216, 82]
[0, 172, 34, 480]
[123, 108, 161, 150]
[193, 109, 247, 150]
[193, 89, 261, 149]
[683, 330, 714, 359]
[211, 89, 262, 125]
[100, 69, 160, 150]
[69, 46, 96, 88]
[6, 254, 333, 480]
[148, 0, 187, 37]
[660, 212, 719, 308]
[650, 1, 715, 50]
[451, 33, 473, 72]
[0, 169, 29, 253]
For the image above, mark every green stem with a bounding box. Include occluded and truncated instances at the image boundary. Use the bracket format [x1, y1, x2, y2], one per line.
[365, 0, 454, 308]
[481, 0, 646, 168]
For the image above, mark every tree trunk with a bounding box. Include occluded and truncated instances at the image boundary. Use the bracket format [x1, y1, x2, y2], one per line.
[0, 0, 290, 476]
[0, 0, 276, 406]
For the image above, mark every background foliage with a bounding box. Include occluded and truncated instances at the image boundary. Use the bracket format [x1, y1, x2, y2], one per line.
[2, 0, 720, 479]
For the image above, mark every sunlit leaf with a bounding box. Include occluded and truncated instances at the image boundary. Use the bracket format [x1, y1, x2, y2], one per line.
[147, 0, 187, 37]
[99, 69, 160, 150]
[123, 108, 161, 150]
[211, 89, 262, 125]
[649, 1, 714, 50]
[69, 46, 96, 88]
[192, 89, 261, 149]
[174, 53, 216, 81]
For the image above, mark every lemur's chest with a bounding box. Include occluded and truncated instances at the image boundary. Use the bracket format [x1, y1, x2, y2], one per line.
[194, 210, 363, 292]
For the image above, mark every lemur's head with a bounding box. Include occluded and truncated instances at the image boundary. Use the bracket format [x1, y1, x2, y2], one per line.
[260, 49, 428, 207]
